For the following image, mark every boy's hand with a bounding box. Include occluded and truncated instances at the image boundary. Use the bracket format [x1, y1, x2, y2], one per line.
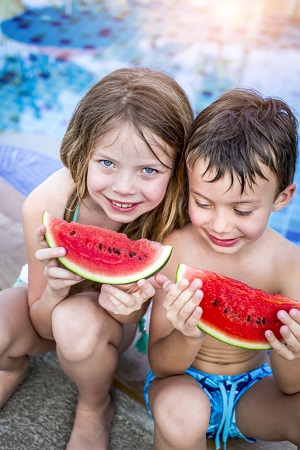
[156, 274, 204, 339]
[99, 278, 155, 315]
[265, 308, 300, 360]
[35, 225, 83, 298]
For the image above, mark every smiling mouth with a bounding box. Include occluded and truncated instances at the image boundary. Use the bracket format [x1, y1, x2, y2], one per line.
[111, 201, 135, 209]
[209, 234, 239, 247]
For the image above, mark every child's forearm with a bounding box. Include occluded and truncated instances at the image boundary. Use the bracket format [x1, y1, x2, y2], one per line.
[149, 329, 203, 378]
[270, 350, 300, 394]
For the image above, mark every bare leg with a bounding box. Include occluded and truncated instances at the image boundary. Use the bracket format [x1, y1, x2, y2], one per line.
[0, 287, 55, 408]
[52, 293, 135, 450]
[148, 374, 210, 450]
[236, 376, 300, 448]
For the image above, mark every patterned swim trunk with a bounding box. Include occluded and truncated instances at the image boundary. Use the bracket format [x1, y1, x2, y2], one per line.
[144, 363, 272, 450]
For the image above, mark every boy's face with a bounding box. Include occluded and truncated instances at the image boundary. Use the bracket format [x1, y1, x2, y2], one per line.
[188, 158, 281, 255]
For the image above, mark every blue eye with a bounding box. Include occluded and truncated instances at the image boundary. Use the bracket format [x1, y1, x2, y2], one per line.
[143, 167, 157, 174]
[100, 160, 113, 167]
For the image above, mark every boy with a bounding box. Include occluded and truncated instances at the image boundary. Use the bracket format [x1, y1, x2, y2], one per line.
[145, 88, 300, 450]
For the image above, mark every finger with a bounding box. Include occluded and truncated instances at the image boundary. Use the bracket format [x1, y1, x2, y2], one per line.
[167, 289, 202, 329]
[136, 279, 156, 300]
[265, 330, 298, 360]
[278, 309, 300, 341]
[164, 278, 202, 310]
[35, 247, 66, 265]
[290, 308, 300, 320]
[36, 225, 48, 247]
[163, 278, 189, 309]
[101, 285, 139, 309]
[154, 273, 171, 289]
[279, 325, 300, 356]
[45, 266, 82, 282]
[178, 290, 203, 320]
[184, 306, 203, 337]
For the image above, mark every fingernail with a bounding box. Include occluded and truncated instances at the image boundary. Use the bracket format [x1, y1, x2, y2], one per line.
[277, 310, 286, 320]
[290, 309, 298, 317]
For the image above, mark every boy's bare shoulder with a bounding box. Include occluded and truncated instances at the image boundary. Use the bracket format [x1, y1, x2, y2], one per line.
[266, 228, 300, 299]
[269, 227, 300, 263]
[163, 224, 204, 278]
[164, 223, 195, 246]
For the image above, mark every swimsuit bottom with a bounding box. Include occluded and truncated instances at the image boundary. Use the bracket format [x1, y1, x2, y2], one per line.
[144, 362, 272, 449]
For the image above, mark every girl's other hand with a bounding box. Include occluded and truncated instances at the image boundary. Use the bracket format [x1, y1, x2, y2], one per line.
[99, 279, 155, 315]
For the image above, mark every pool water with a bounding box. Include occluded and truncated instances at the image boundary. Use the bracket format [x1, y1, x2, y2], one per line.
[0, 0, 300, 244]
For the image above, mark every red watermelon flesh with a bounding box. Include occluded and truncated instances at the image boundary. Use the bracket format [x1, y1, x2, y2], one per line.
[43, 211, 172, 285]
[176, 263, 300, 350]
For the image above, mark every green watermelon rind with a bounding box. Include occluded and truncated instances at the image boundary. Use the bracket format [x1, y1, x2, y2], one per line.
[196, 321, 271, 350]
[176, 263, 282, 350]
[43, 211, 172, 285]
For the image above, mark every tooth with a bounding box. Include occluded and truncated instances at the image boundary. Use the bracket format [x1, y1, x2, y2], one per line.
[112, 201, 133, 208]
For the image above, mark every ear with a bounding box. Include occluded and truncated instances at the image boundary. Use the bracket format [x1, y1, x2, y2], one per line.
[272, 183, 296, 212]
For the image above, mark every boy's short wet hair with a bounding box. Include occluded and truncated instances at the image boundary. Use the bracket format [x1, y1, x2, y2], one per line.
[186, 88, 299, 197]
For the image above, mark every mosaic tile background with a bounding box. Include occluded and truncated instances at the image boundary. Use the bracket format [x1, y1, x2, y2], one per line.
[0, 0, 300, 244]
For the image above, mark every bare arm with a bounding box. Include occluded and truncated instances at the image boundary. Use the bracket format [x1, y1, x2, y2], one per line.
[148, 236, 205, 378]
[23, 169, 79, 339]
[267, 307, 300, 394]
[265, 244, 300, 394]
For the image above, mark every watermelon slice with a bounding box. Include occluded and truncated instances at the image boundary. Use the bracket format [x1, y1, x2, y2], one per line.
[43, 211, 172, 285]
[176, 263, 300, 350]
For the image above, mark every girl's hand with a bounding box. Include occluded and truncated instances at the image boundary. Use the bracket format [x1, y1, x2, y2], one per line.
[35, 225, 83, 298]
[156, 274, 204, 339]
[265, 308, 300, 360]
[99, 278, 156, 315]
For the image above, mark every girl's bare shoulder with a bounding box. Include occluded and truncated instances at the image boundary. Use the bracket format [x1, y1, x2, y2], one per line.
[22, 167, 74, 219]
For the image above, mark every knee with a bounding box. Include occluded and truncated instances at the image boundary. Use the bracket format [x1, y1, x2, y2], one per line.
[152, 382, 210, 448]
[0, 288, 28, 356]
[52, 296, 121, 363]
[293, 392, 300, 432]
[0, 327, 12, 357]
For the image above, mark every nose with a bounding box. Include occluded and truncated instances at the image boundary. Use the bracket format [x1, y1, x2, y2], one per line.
[111, 171, 137, 195]
[209, 208, 232, 234]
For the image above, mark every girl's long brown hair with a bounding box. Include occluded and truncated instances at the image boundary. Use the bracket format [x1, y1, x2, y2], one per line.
[60, 67, 193, 242]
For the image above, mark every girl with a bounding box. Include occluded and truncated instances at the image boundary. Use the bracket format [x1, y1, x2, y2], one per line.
[0, 67, 193, 449]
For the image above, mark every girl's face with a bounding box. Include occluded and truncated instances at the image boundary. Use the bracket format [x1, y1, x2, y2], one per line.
[86, 122, 173, 224]
[188, 158, 281, 255]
